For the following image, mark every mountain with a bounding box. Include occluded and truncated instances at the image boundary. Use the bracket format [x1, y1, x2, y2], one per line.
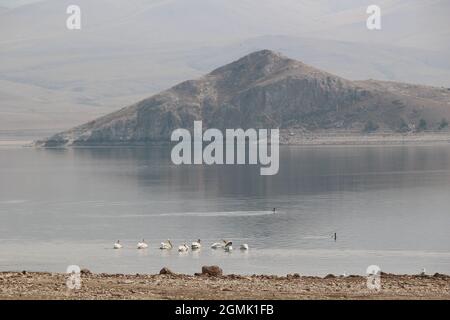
[38, 50, 450, 146]
[1, 0, 450, 134]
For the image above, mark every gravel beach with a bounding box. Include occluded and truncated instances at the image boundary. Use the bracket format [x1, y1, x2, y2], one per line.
[1, 270, 449, 300]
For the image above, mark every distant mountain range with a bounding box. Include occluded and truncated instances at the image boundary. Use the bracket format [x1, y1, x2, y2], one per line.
[38, 50, 450, 146]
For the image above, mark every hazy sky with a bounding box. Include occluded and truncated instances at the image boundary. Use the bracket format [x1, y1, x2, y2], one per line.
[0, 0, 43, 7]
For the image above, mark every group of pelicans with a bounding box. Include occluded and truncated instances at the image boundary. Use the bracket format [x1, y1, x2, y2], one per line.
[111, 209, 278, 252]
[113, 239, 249, 252]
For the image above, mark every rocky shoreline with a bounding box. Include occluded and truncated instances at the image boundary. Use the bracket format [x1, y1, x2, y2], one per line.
[1, 268, 449, 300]
[278, 130, 450, 145]
[27, 132, 450, 148]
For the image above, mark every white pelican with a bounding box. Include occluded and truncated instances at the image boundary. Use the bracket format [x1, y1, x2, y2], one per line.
[224, 241, 233, 252]
[211, 240, 227, 249]
[160, 239, 173, 250]
[113, 240, 122, 249]
[137, 239, 148, 249]
[240, 244, 249, 250]
[178, 243, 189, 252]
[191, 239, 201, 250]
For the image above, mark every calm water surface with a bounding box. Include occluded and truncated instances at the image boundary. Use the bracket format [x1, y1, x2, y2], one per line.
[1, 145, 450, 275]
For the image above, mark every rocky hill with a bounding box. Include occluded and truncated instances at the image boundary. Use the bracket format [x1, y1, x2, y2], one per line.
[38, 50, 450, 146]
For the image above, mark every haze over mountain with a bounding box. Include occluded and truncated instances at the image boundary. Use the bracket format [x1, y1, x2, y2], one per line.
[1, 0, 449, 134]
[38, 50, 450, 147]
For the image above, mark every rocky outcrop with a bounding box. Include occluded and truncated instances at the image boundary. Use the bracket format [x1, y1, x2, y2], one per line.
[159, 267, 175, 275]
[37, 50, 450, 147]
[200, 265, 223, 277]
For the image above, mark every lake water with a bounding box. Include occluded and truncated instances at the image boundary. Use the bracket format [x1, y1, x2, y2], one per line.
[1, 145, 450, 276]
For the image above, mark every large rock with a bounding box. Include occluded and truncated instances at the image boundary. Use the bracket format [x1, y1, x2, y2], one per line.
[159, 267, 174, 275]
[201, 265, 223, 277]
[80, 268, 92, 275]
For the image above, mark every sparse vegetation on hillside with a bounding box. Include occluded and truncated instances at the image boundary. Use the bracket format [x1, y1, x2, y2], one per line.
[398, 119, 410, 133]
[363, 120, 379, 133]
[439, 118, 449, 130]
[417, 119, 428, 132]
